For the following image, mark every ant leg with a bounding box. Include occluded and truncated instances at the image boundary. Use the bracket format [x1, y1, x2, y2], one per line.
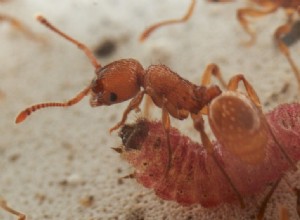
[110, 91, 145, 133]
[256, 177, 281, 220]
[139, 0, 196, 42]
[191, 112, 245, 208]
[161, 97, 172, 176]
[36, 15, 101, 70]
[143, 95, 153, 118]
[274, 18, 300, 88]
[237, 5, 278, 46]
[227, 74, 297, 169]
[201, 63, 227, 87]
[227, 74, 261, 107]
[0, 198, 26, 220]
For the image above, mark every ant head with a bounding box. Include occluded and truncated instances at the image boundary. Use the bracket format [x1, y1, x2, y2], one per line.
[89, 59, 144, 107]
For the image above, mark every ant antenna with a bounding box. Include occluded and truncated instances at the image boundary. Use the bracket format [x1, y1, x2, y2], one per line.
[36, 15, 101, 70]
[139, 0, 196, 41]
[15, 86, 90, 123]
[15, 15, 104, 124]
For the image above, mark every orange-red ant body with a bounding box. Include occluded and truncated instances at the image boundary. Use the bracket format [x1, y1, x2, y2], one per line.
[16, 15, 296, 211]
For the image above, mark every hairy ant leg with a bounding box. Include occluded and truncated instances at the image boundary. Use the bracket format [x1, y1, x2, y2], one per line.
[0, 198, 26, 220]
[140, 0, 196, 41]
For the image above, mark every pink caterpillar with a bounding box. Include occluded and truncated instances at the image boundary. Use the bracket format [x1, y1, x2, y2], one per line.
[117, 103, 300, 207]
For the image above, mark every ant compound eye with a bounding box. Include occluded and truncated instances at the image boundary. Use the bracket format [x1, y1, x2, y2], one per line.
[110, 92, 118, 102]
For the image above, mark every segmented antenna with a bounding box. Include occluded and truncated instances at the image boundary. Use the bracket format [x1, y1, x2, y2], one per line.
[15, 86, 90, 123]
[36, 15, 101, 70]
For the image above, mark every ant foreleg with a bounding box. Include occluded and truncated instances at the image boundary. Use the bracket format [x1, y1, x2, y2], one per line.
[0, 198, 26, 220]
[109, 91, 145, 133]
[191, 112, 245, 208]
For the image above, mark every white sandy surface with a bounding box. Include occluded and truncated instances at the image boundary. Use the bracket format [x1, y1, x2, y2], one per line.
[0, 0, 299, 219]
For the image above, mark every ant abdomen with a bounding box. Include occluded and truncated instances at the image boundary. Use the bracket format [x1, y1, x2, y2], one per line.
[208, 91, 268, 164]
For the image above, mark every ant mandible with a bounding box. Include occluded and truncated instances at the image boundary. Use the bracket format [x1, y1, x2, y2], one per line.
[15, 15, 294, 208]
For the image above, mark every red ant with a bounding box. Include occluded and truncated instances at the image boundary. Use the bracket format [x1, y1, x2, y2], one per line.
[16, 15, 296, 210]
[0, 198, 26, 220]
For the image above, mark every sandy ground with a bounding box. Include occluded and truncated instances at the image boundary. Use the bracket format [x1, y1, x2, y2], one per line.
[0, 0, 299, 219]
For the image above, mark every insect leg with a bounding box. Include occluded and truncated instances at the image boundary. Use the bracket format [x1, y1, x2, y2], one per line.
[200, 63, 227, 87]
[161, 96, 172, 176]
[227, 74, 296, 170]
[110, 91, 145, 133]
[191, 112, 245, 208]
